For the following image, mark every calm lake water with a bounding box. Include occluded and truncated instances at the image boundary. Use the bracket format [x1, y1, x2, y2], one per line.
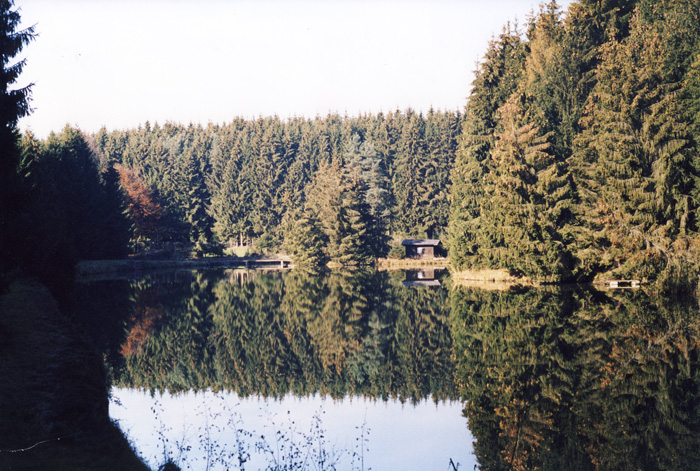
[68, 268, 700, 470]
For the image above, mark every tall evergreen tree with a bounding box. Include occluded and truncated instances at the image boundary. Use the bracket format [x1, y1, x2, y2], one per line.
[284, 208, 327, 268]
[449, 24, 527, 268]
[343, 133, 391, 257]
[0, 0, 35, 279]
[477, 98, 572, 281]
[182, 146, 213, 250]
[392, 110, 428, 235]
[0, 0, 33, 176]
[574, 1, 700, 281]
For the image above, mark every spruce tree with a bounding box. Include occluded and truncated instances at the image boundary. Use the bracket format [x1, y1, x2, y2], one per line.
[0, 0, 35, 278]
[0, 0, 33, 177]
[448, 24, 527, 268]
[285, 208, 327, 268]
[343, 133, 391, 257]
[183, 147, 213, 251]
[574, 2, 699, 280]
[392, 110, 428, 235]
[478, 97, 572, 281]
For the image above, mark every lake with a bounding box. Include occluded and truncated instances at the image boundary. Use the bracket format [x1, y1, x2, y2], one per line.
[69, 268, 473, 470]
[64, 268, 700, 470]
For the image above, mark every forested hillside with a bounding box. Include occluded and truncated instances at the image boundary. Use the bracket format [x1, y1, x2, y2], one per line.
[5, 0, 700, 286]
[449, 0, 700, 289]
[94, 110, 461, 264]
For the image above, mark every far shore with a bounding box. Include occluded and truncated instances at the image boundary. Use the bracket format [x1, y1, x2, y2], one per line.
[76, 255, 293, 281]
[76, 256, 648, 291]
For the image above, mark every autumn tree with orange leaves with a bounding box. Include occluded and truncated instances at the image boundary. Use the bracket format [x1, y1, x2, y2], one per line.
[115, 164, 164, 245]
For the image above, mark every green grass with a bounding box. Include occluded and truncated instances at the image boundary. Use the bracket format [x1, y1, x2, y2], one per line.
[224, 246, 253, 257]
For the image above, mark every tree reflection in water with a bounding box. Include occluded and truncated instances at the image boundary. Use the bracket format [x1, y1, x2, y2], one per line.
[451, 286, 700, 471]
[113, 269, 455, 403]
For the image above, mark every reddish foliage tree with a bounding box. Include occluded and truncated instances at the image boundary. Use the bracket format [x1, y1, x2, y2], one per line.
[115, 164, 163, 242]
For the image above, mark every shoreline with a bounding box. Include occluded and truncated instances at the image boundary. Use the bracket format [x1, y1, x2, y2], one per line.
[77, 257, 657, 292]
[76, 256, 294, 281]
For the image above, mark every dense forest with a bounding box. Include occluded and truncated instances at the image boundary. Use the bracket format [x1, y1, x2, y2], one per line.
[449, 0, 700, 288]
[4, 0, 700, 287]
[92, 110, 461, 264]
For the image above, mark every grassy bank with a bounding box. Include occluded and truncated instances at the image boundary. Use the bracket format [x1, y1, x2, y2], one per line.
[376, 257, 450, 270]
[449, 268, 542, 290]
[0, 280, 149, 471]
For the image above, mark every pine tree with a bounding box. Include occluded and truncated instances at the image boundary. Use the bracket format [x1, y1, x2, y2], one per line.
[285, 208, 327, 268]
[449, 24, 527, 268]
[182, 147, 213, 251]
[343, 133, 391, 257]
[574, 2, 699, 280]
[0, 0, 35, 278]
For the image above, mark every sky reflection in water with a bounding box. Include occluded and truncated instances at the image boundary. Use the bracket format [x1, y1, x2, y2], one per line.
[110, 388, 475, 471]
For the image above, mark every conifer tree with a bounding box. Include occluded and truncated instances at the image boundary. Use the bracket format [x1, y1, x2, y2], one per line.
[183, 147, 213, 251]
[449, 24, 527, 268]
[0, 0, 33, 177]
[285, 208, 327, 268]
[0, 0, 35, 277]
[209, 144, 243, 244]
[343, 133, 391, 257]
[336, 175, 374, 266]
[477, 98, 572, 281]
[392, 110, 428, 235]
[574, 2, 699, 280]
[305, 160, 345, 262]
[303, 158, 375, 266]
[98, 164, 132, 258]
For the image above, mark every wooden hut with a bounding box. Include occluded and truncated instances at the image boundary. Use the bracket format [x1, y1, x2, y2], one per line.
[401, 239, 445, 259]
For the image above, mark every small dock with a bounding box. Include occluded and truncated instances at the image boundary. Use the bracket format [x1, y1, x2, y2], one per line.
[76, 256, 294, 281]
[608, 280, 641, 289]
[238, 257, 293, 269]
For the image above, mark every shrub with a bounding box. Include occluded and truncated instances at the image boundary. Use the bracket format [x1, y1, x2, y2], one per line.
[387, 245, 405, 259]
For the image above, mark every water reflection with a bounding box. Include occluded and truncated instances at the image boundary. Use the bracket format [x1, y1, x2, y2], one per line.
[451, 286, 700, 471]
[61, 268, 700, 470]
[98, 268, 467, 470]
[402, 268, 445, 287]
[113, 269, 455, 402]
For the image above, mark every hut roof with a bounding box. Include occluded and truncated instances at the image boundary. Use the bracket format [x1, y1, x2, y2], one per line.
[401, 239, 441, 247]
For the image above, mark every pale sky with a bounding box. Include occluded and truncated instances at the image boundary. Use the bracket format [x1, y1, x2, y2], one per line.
[15, 0, 572, 138]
